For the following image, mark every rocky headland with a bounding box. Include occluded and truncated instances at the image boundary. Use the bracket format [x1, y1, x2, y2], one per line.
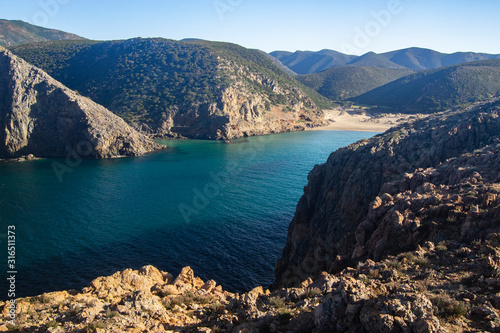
[0, 47, 163, 159]
[276, 99, 500, 287]
[2, 100, 500, 332]
[10, 39, 329, 141]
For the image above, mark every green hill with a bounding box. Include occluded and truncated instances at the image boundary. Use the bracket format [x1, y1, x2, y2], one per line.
[380, 47, 446, 70]
[353, 59, 500, 113]
[346, 51, 404, 69]
[269, 49, 357, 75]
[297, 66, 413, 100]
[0, 19, 85, 47]
[11, 38, 331, 139]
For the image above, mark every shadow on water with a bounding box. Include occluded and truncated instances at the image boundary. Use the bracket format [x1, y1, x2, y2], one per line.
[0, 210, 293, 300]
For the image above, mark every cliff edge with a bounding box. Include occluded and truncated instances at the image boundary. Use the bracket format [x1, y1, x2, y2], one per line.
[0, 48, 162, 159]
[275, 99, 500, 288]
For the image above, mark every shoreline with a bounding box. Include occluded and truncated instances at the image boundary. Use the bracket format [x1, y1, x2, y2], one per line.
[309, 109, 424, 133]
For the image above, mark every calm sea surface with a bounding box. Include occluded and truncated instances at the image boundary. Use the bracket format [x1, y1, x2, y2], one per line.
[0, 130, 377, 298]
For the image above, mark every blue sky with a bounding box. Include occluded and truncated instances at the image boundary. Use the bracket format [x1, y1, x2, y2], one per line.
[2, 0, 500, 55]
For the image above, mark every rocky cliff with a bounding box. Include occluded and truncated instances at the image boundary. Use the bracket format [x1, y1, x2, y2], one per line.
[0, 47, 163, 159]
[275, 99, 500, 288]
[162, 58, 325, 140]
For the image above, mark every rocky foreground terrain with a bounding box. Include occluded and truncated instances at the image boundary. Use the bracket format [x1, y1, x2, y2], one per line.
[1, 100, 500, 332]
[1, 238, 499, 332]
[0, 47, 162, 159]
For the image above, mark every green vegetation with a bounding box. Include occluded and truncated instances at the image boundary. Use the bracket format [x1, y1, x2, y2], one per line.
[387, 259, 402, 271]
[6, 323, 20, 332]
[84, 321, 107, 332]
[46, 321, 59, 329]
[105, 310, 119, 319]
[189, 40, 332, 109]
[0, 19, 86, 47]
[297, 66, 413, 101]
[432, 295, 469, 319]
[12, 38, 224, 125]
[347, 51, 406, 69]
[162, 290, 214, 310]
[268, 296, 286, 308]
[303, 287, 322, 298]
[12, 38, 331, 129]
[414, 257, 429, 267]
[353, 59, 500, 113]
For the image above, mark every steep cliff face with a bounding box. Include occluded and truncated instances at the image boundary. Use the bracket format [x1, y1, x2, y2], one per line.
[156, 59, 325, 140]
[0, 48, 162, 159]
[275, 99, 500, 287]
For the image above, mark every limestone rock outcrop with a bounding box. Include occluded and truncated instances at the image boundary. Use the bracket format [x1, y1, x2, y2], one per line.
[3, 243, 500, 333]
[275, 99, 500, 288]
[0, 48, 163, 159]
[148, 59, 327, 140]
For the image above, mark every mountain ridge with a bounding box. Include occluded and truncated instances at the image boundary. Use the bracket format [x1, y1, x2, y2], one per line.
[296, 66, 414, 101]
[0, 19, 86, 47]
[275, 98, 500, 289]
[272, 47, 500, 74]
[353, 58, 500, 113]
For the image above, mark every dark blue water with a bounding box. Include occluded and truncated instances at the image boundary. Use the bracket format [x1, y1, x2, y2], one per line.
[0, 130, 377, 299]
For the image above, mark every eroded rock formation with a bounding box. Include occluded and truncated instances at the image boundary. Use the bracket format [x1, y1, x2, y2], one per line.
[275, 99, 500, 288]
[0, 48, 163, 159]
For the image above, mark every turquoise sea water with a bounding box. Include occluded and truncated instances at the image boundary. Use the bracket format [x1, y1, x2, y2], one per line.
[0, 130, 377, 298]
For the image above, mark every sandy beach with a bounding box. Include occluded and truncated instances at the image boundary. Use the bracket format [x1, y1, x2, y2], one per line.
[310, 109, 425, 133]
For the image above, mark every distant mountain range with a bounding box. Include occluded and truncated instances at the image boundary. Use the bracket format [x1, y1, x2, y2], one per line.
[0, 19, 86, 47]
[271, 47, 500, 74]
[277, 47, 500, 112]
